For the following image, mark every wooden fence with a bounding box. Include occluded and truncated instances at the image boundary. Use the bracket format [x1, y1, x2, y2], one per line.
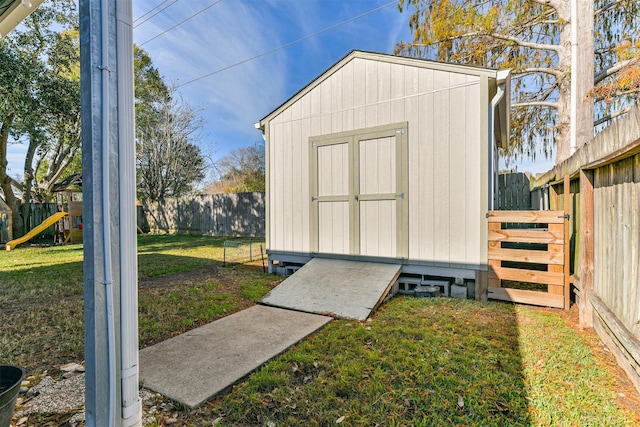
[497, 172, 532, 210]
[141, 192, 265, 237]
[530, 104, 640, 392]
[6, 203, 60, 241]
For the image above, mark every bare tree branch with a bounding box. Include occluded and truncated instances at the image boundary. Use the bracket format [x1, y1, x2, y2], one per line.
[594, 59, 635, 84]
[594, 105, 633, 126]
[514, 67, 563, 79]
[512, 101, 559, 109]
[529, 0, 563, 9]
[489, 31, 561, 53]
[595, 0, 627, 17]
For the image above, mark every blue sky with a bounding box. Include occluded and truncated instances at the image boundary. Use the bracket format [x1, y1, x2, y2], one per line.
[6, 0, 553, 179]
[132, 0, 411, 176]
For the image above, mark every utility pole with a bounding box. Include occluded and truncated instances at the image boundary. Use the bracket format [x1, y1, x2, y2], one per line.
[79, 0, 140, 425]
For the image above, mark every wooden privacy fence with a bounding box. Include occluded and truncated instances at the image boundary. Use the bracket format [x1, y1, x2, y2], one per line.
[141, 192, 265, 237]
[497, 172, 532, 210]
[487, 183, 571, 309]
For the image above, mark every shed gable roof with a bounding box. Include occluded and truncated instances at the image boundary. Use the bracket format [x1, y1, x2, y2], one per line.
[0, 0, 45, 38]
[258, 50, 510, 148]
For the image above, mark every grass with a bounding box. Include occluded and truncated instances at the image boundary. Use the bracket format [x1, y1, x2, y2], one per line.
[202, 298, 638, 427]
[0, 234, 275, 371]
[1, 235, 639, 426]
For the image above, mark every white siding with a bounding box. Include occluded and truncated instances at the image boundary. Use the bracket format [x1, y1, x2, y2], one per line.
[266, 55, 485, 268]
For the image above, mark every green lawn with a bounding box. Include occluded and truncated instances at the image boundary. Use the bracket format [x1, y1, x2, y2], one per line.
[1, 235, 638, 426]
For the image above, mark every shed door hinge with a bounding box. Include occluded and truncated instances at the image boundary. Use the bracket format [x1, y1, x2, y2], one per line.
[559, 213, 570, 220]
[311, 142, 317, 147]
[311, 196, 318, 202]
[396, 128, 405, 134]
[396, 193, 405, 199]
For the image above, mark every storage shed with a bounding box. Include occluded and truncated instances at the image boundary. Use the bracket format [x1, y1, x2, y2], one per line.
[257, 50, 510, 285]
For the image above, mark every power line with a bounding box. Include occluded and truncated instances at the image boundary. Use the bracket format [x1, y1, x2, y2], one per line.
[177, 0, 396, 88]
[134, 0, 179, 29]
[140, 0, 224, 47]
[134, 0, 173, 24]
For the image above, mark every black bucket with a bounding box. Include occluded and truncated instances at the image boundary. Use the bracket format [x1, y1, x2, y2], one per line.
[0, 365, 25, 427]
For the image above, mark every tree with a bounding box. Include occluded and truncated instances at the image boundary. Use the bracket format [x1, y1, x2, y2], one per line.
[134, 45, 169, 143]
[136, 85, 208, 201]
[396, 0, 639, 165]
[34, 26, 82, 198]
[0, 0, 78, 234]
[213, 143, 265, 193]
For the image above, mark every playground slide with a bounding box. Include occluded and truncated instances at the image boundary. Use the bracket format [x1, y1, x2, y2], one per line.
[5, 212, 68, 251]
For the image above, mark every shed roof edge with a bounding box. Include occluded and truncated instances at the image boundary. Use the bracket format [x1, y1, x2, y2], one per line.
[258, 49, 506, 130]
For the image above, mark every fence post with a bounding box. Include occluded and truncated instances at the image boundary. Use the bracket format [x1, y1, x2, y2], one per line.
[223, 241, 227, 267]
[579, 170, 594, 326]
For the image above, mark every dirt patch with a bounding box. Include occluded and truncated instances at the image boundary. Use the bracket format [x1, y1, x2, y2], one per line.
[139, 265, 223, 289]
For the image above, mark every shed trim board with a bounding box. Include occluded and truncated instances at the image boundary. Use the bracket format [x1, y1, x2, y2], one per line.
[260, 50, 509, 278]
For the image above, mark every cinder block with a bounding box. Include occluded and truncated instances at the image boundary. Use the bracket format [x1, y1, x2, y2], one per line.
[421, 280, 450, 297]
[450, 284, 467, 299]
[415, 285, 439, 298]
[397, 277, 421, 294]
[466, 281, 476, 299]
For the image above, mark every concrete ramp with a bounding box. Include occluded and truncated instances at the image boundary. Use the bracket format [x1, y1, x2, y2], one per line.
[139, 305, 331, 407]
[261, 258, 401, 320]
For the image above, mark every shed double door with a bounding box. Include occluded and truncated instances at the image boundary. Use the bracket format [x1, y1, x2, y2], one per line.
[310, 123, 408, 258]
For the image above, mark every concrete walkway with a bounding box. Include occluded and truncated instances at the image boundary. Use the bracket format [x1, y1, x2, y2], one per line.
[139, 305, 332, 407]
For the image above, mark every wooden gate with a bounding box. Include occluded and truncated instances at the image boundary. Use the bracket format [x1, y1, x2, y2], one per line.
[487, 209, 570, 309]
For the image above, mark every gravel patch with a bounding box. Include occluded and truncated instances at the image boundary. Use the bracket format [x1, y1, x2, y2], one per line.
[16, 374, 84, 417]
[14, 364, 173, 427]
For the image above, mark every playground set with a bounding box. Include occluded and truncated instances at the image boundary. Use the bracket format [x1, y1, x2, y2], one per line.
[3, 174, 83, 251]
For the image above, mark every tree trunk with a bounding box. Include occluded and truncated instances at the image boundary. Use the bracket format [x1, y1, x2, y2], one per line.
[0, 113, 23, 238]
[19, 134, 39, 236]
[554, 1, 572, 164]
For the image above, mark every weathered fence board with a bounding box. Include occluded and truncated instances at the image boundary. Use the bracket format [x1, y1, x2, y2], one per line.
[529, 104, 640, 393]
[142, 192, 265, 237]
[593, 155, 640, 333]
[497, 172, 531, 210]
[15, 203, 59, 237]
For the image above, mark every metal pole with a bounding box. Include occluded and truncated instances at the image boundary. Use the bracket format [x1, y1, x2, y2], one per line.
[81, 0, 139, 425]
